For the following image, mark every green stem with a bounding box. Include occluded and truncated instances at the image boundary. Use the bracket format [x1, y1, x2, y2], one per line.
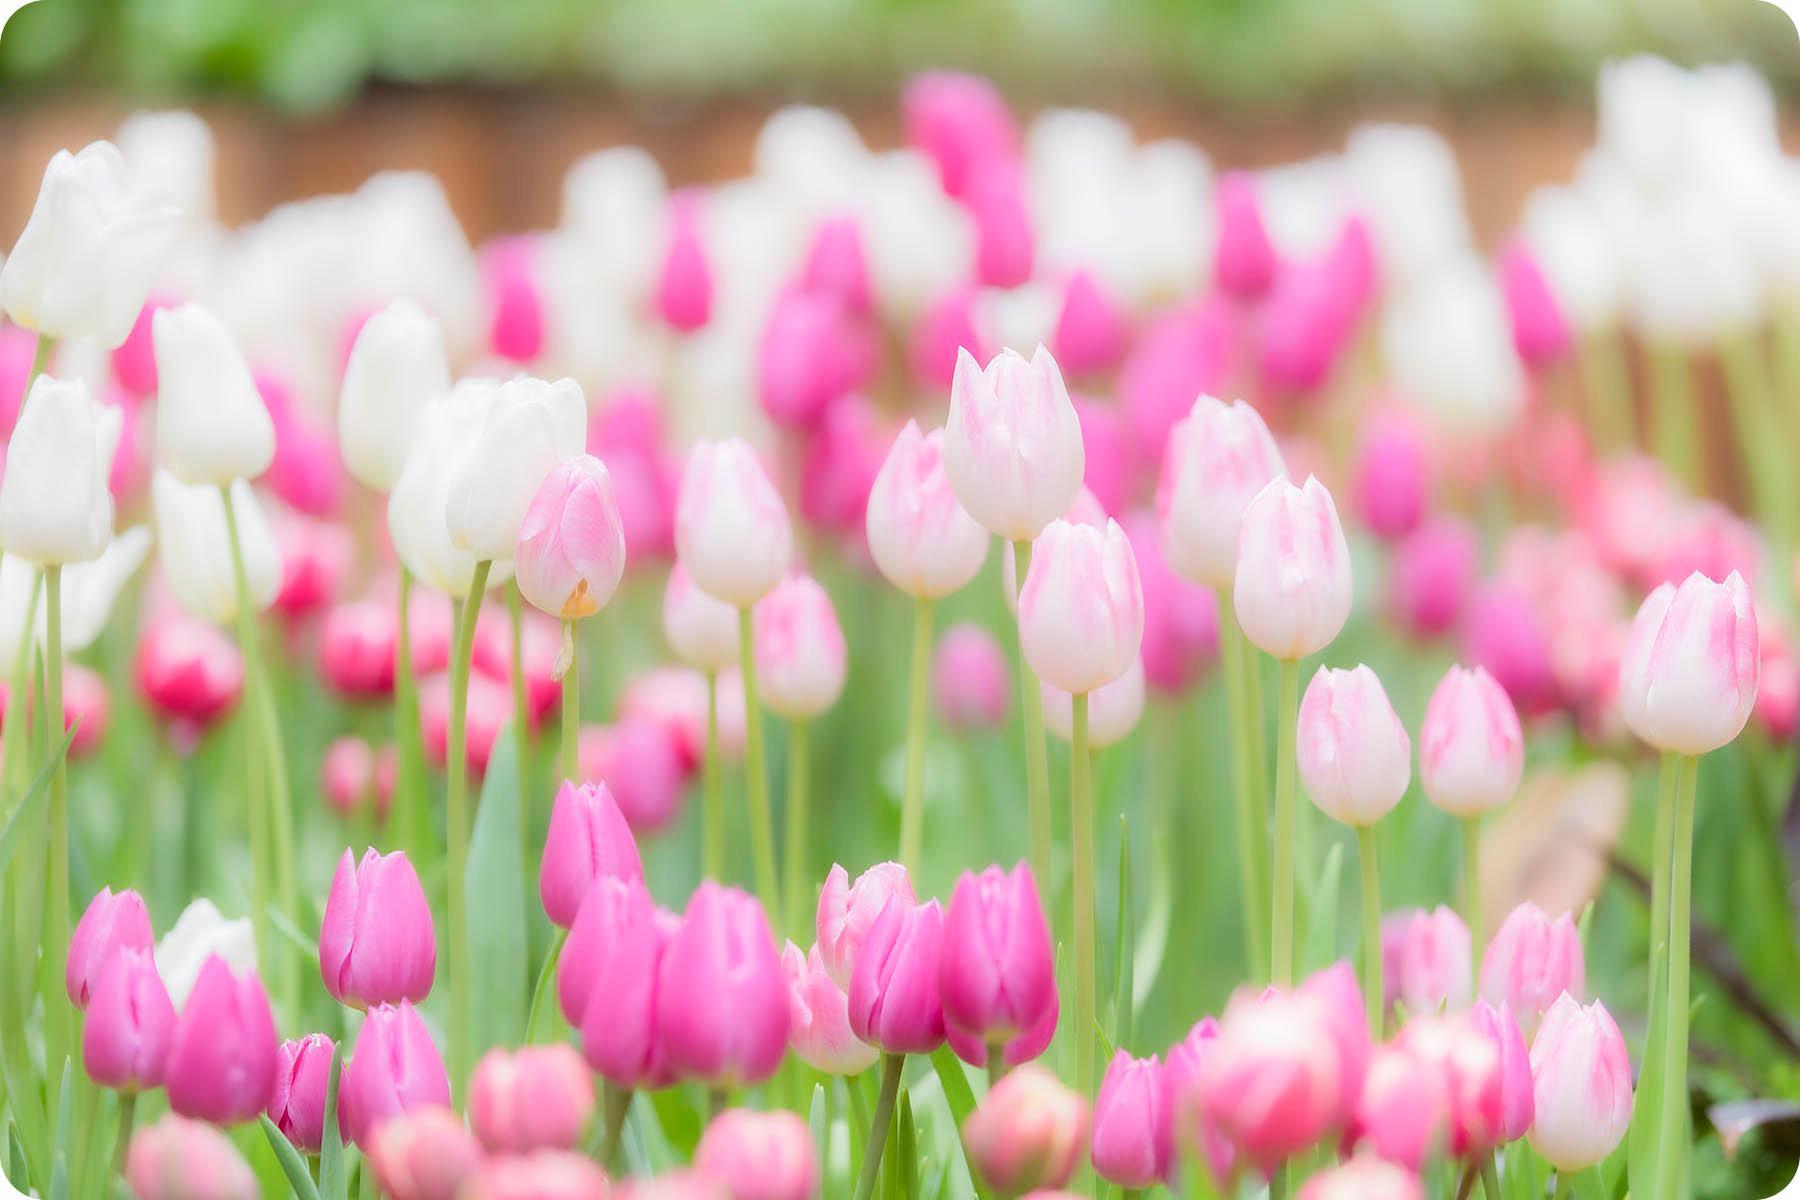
[42, 566, 70, 1115]
[1719, 330, 1796, 572]
[600, 1084, 632, 1173]
[447, 559, 492, 1098]
[1218, 591, 1269, 983]
[1012, 540, 1052, 890]
[1630, 754, 1677, 1185]
[1270, 658, 1300, 987]
[1554, 1174, 1574, 1200]
[1071, 692, 1097, 1102]
[110, 1090, 137, 1181]
[1655, 754, 1699, 1200]
[852, 1053, 906, 1200]
[784, 720, 810, 935]
[1648, 341, 1700, 490]
[1480, 1153, 1502, 1200]
[986, 1040, 1006, 1089]
[703, 670, 724, 880]
[508, 582, 532, 864]
[524, 926, 568, 1043]
[899, 596, 933, 876]
[737, 607, 779, 916]
[560, 620, 580, 784]
[394, 567, 427, 862]
[1463, 815, 1483, 968]
[1356, 825, 1382, 1035]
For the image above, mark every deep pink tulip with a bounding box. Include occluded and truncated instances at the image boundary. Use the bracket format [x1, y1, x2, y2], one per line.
[1257, 262, 1350, 398]
[366, 1106, 484, 1200]
[1214, 172, 1278, 302]
[1618, 569, 1759, 755]
[1164, 1017, 1234, 1187]
[320, 600, 398, 699]
[459, 1154, 610, 1200]
[1295, 1158, 1425, 1200]
[816, 861, 915, 989]
[1074, 398, 1128, 517]
[1396, 1013, 1504, 1157]
[1478, 902, 1584, 1038]
[1527, 994, 1632, 1170]
[800, 216, 872, 316]
[961, 1064, 1088, 1196]
[1470, 1000, 1534, 1143]
[694, 1108, 819, 1200]
[578, 717, 691, 834]
[798, 393, 888, 541]
[135, 613, 243, 730]
[126, 1116, 258, 1200]
[589, 388, 679, 563]
[1464, 584, 1558, 718]
[338, 1001, 452, 1149]
[1351, 1042, 1447, 1170]
[758, 286, 871, 430]
[559, 879, 668, 1087]
[1120, 302, 1232, 476]
[468, 1044, 595, 1155]
[481, 234, 547, 363]
[471, 608, 563, 728]
[848, 897, 947, 1055]
[781, 941, 878, 1076]
[1388, 519, 1478, 640]
[908, 285, 987, 389]
[1125, 510, 1219, 695]
[67, 885, 152, 1008]
[901, 71, 1019, 201]
[1381, 906, 1472, 1019]
[945, 989, 1058, 1071]
[83, 947, 175, 1092]
[112, 294, 179, 398]
[322, 735, 379, 819]
[258, 370, 346, 519]
[1052, 270, 1129, 376]
[516, 454, 627, 622]
[1197, 985, 1345, 1171]
[273, 512, 354, 619]
[1418, 665, 1524, 818]
[968, 160, 1033, 289]
[1350, 411, 1430, 543]
[269, 1033, 335, 1154]
[0, 324, 33, 437]
[164, 956, 279, 1124]
[940, 863, 1056, 1047]
[1091, 1051, 1173, 1188]
[656, 882, 790, 1087]
[656, 190, 713, 332]
[1302, 961, 1373, 1126]
[1499, 238, 1571, 371]
[539, 780, 645, 928]
[319, 847, 436, 1008]
[932, 622, 1011, 732]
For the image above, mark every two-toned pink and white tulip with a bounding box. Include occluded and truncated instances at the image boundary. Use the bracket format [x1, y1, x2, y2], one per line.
[1156, 396, 1286, 591]
[675, 439, 794, 609]
[1232, 476, 1353, 662]
[467, 1044, 595, 1155]
[1419, 665, 1523, 817]
[942, 346, 1085, 544]
[1469, 1000, 1534, 1144]
[694, 1109, 819, 1200]
[753, 573, 847, 722]
[319, 847, 436, 1009]
[1196, 986, 1347, 1172]
[1395, 1012, 1504, 1158]
[515, 454, 627, 622]
[1478, 902, 1584, 1039]
[1527, 994, 1632, 1171]
[1382, 907, 1472, 1019]
[337, 1000, 453, 1150]
[1298, 665, 1411, 828]
[445, 375, 588, 566]
[817, 862, 916, 989]
[1019, 518, 1143, 696]
[655, 883, 789, 1088]
[866, 421, 990, 600]
[940, 863, 1056, 1055]
[538, 780, 644, 928]
[1091, 1051, 1174, 1188]
[961, 1064, 1088, 1197]
[781, 941, 878, 1076]
[1351, 1041, 1446, 1169]
[1618, 570, 1759, 756]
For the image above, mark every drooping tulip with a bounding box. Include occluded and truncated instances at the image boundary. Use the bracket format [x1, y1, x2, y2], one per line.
[468, 1044, 595, 1155]
[126, 1116, 258, 1200]
[1296, 664, 1412, 827]
[675, 439, 794, 607]
[268, 1034, 336, 1154]
[1478, 903, 1584, 1038]
[752, 573, 847, 721]
[693, 1108, 820, 1200]
[318, 847, 436, 1009]
[655, 882, 790, 1087]
[942, 346, 1085, 543]
[338, 299, 452, 493]
[152, 304, 275, 486]
[82, 947, 175, 1092]
[539, 780, 644, 928]
[164, 956, 279, 1124]
[1233, 476, 1353, 661]
[865, 421, 990, 599]
[516, 454, 627, 621]
[961, 1064, 1088, 1197]
[1526, 994, 1632, 1170]
[1617, 570, 1759, 755]
[337, 1001, 453, 1149]
[0, 375, 116, 564]
[1019, 517, 1143, 695]
[1157, 396, 1286, 590]
[1418, 665, 1524, 817]
[939, 863, 1056, 1048]
[816, 862, 915, 989]
[848, 898, 948, 1055]
[66, 885, 153, 1008]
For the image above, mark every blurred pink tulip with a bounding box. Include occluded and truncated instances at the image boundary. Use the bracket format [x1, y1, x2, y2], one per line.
[1388, 519, 1478, 640]
[1052, 270, 1129, 376]
[322, 735, 379, 819]
[1464, 584, 1558, 718]
[1073, 398, 1128, 517]
[471, 609, 563, 727]
[1479, 902, 1584, 1039]
[127, 1116, 258, 1200]
[1233, 476, 1353, 660]
[656, 882, 789, 1087]
[1157, 396, 1285, 590]
[968, 160, 1034, 289]
[1214, 172, 1278, 302]
[319, 847, 436, 1008]
[561, 879, 669, 1088]
[962, 1063, 1087, 1197]
[271, 512, 354, 619]
[83, 947, 175, 1092]
[1297, 664, 1411, 827]
[338, 1001, 452, 1149]
[1040, 657, 1145, 750]
[676, 439, 793, 608]
[695, 1108, 819, 1200]
[1527, 994, 1632, 1170]
[480, 234, 546, 363]
[933, 622, 1011, 732]
[268, 1033, 335, 1153]
[420, 670, 510, 777]
[902, 71, 1019, 201]
[1119, 303, 1232, 476]
[516, 454, 627, 621]
[782, 940, 878, 1076]
[1652, 502, 1763, 592]
[1470, 1000, 1534, 1143]
[1381, 907, 1472, 1019]
[848, 897, 947, 1054]
[620, 665, 745, 768]
[1295, 1158, 1424, 1200]
[1019, 517, 1143, 695]
[800, 216, 871, 316]
[817, 861, 915, 989]
[940, 862, 1056, 1047]
[1124, 510, 1219, 694]
[468, 1044, 595, 1155]
[1350, 1041, 1446, 1170]
[1396, 1013, 1504, 1157]
[1617, 570, 1759, 755]
[320, 600, 398, 699]
[1198, 985, 1346, 1171]
[459, 1154, 610, 1200]
[590, 389, 679, 563]
[1350, 411, 1429, 543]
[67, 885, 152, 1008]
[1164, 1017, 1235, 1187]
[1303, 961, 1373, 1126]
[0, 324, 32, 437]
[943, 346, 1085, 542]
[909, 285, 988, 389]
[1091, 1051, 1174, 1188]
[257, 370, 344, 519]
[758, 286, 871, 429]
[753, 573, 847, 720]
[1499, 239, 1571, 371]
[1418, 666, 1523, 818]
[866, 421, 990, 599]
[798, 393, 888, 540]
[656, 190, 713, 332]
[367, 1106, 484, 1200]
[135, 612, 243, 730]
[1257, 262, 1350, 398]
[165, 956, 279, 1124]
[539, 780, 645, 929]
[111, 294, 178, 398]
[578, 717, 691, 834]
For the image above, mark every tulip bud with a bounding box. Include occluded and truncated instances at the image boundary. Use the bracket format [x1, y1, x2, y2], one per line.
[126, 1115, 258, 1200]
[1019, 517, 1143, 695]
[1052, 271, 1129, 376]
[0, 375, 116, 564]
[656, 190, 713, 332]
[152, 304, 275, 486]
[67, 885, 153, 1008]
[469, 1044, 595, 1155]
[319, 847, 436, 1009]
[1156, 396, 1286, 590]
[367, 1106, 484, 1200]
[151, 471, 279, 626]
[817, 862, 916, 990]
[83, 947, 175, 1092]
[1382, 907, 1471, 1019]
[962, 1064, 1088, 1197]
[866, 421, 991, 599]
[1295, 1159, 1425, 1200]
[940, 863, 1056, 1047]
[1350, 1042, 1446, 1170]
[164, 956, 278, 1124]
[1234, 476, 1353, 661]
[1197, 986, 1345, 1171]
[656, 882, 790, 1087]
[1125, 511, 1219, 695]
[338, 1001, 452, 1149]
[694, 1108, 819, 1200]
[445, 375, 589, 564]
[1526, 994, 1632, 1170]
[339, 299, 452, 492]
[1214, 172, 1277, 302]
[1618, 570, 1759, 755]
[1418, 665, 1524, 817]
[1091, 1051, 1173, 1188]
[154, 899, 255, 1009]
[1478, 902, 1584, 1039]
[848, 897, 947, 1054]
[753, 573, 847, 721]
[269, 1034, 336, 1154]
[1396, 1013, 1504, 1157]
[675, 439, 794, 608]
[1349, 411, 1429, 543]
[319, 601, 397, 699]
[902, 71, 1018, 200]
[562, 879, 669, 1088]
[1041, 657, 1145, 750]
[664, 561, 741, 672]
[933, 622, 1010, 732]
[516, 454, 627, 621]
[1388, 519, 1478, 640]
[943, 347, 1085, 543]
[539, 780, 644, 928]
[459, 1153, 611, 1200]
[1164, 1017, 1235, 1187]
[1297, 664, 1411, 827]
[1499, 238, 1571, 371]
[1469, 1000, 1534, 1143]
[579, 716, 690, 834]
[781, 941, 878, 1076]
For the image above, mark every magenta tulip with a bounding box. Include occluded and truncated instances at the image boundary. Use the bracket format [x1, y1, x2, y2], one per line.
[319, 847, 436, 1008]
[539, 780, 644, 928]
[848, 898, 947, 1055]
[83, 947, 174, 1092]
[67, 885, 152, 1008]
[655, 882, 789, 1087]
[337, 1001, 452, 1149]
[940, 863, 1056, 1048]
[268, 1034, 335, 1154]
[164, 956, 278, 1124]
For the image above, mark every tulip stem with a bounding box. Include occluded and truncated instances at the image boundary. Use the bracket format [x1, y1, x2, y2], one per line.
[985, 1041, 1005, 1089]
[447, 559, 492, 1098]
[1654, 753, 1699, 1200]
[110, 1090, 136, 1181]
[703, 670, 724, 879]
[394, 567, 428, 864]
[899, 596, 934, 876]
[41, 565, 71, 1126]
[1633, 753, 1678, 1181]
[1217, 591, 1269, 983]
[1480, 1154, 1502, 1200]
[560, 619, 580, 784]
[1270, 658, 1300, 987]
[524, 926, 568, 1043]
[508, 582, 533, 858]
[1012, 540, 1053, 893]
[736, 608, 780, 919]
[1462, 815, 1483, 967]
[1647, 342, 1700, 490]
[1355, 825, 1382, 1035]
[1071, 692, 1097, 1105]
[785, 719, 810, 935]
[600, 1084, 632, 1172]
[853, 1052, 906, 1200]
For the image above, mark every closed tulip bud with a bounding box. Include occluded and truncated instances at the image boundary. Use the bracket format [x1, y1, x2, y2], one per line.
[656, 190, 713, 332]
[318, 847, 435, 1009]
[562, 879, 669, 1087]
[866, 421, 990, 599]
[962, 1064, 1087, 1197]
[753, 573, 847, 720]
[1350, 411, 1429, 543]
[1382, 907, 1472, 1018]
[83, 947, 175, 1092]
[320, 601, 398, 699]
[1388, 519, 1478, 640]
[1041, 657, 1145, 749]
[1214, 172, 1278, 302]
[656, 882, 790, 1087]
[943, 346, 1084, 542]
[388, 379, 517, 599]
[1091, 1052, 1173, 1188]
[468, 1044, 595, 1155]
[848, 897, 947, 1055]
[1419, 666, 1524, 817]
[269, 1034, 335, 1154]
[151, 471, 279, 625]
[1618, 570, 1759, 755]
[1499, 239, 1571, 371]
[694, 1108, 819, 1200]
[1297, 664, 1411, 827]
[1527, 994, 1631, 1170]
[517, 455, 627, 621]
[1397, 1013, 1503, 1157]
[1469, 1001, 1534, 1143]
[1, 141, 179, 349]
[445, 375, 588, 564]
[1126, 511, 1219, 695]
[1478, 903, 1584, 1039]
[1234, 476, 1353, 661]
[339, 299, 452, 492]
[136, 612, 243, 730]
[152, 305, 274, 486]
[164, 956, 278, 1124]
[1351, 1042, 1446, 1170]
[1198, 987, 1345, 1171]
[578, 716, 689, 834]
[126, 1115, 258, 1200]
[1052, 270, 1129, 376]
[1019, 517, 1143, 695]
[67, 885, 153, 1008]
[154, 899, 256, 1009]
[781, 941, 878, 1076]
[1165, 1017, 1235, 1186]
[933, 622, 1010, 731]
[675, 439, 793, 608]
[663, 561, 742, 671]
[459, 1154, 610, 1200]
[817, 862, 916, 990]
[940, 863, 1055, 1046]
[0, 376, 115, 564]
[540, 780, 645, 928]
[1295, 1159, 1425, 1200]
[1156, 398, 1285, 591]
[367, 1106, 484, 1200]
[338, 1001, 452, 1149]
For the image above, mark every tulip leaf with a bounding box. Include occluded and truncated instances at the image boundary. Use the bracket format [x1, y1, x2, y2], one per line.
[464, 727, 528, 1056]
[925, 1047, 989, 1200]
[319, 1042, 347, 1200]
[47, 1059, 70, 1200]
[808, 1082, 828, 1178]
[1299, 842, 1343, 977]
[259, 1116, 323, 1200]
[0, 725, 75, 876]
[1113, 815, 1134, 1052]
[895, 1091, 918, 1200]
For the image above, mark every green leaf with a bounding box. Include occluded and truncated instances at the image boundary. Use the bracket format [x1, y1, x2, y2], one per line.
[807, 1083, 827, 1175]
[464, 727, 528, 1056]
[1113, 815, 1135, 1053]
[0, 724, 75, 873]
[259, 1115, 323, 1200]
[1299, 842, 1344, 976]
[319, 1041, 347, 1200]
[927, 1046, 975, 1130]
[896, 1091, 918, 1200]
[47, 1059, 71, 1200]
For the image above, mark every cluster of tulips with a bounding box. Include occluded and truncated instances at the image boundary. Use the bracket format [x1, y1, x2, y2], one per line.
[0, 42, 1789, 1200]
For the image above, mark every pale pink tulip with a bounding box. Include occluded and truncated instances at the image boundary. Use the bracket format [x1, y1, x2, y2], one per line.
[942, 346, 1085, 542]
[961, 1064, 1087, 1196]
[1418, 665, 1523, 817]
[1382, 907, 1472, 1018]
[1479, 903, 1584, 1039]
[1019, 517, 1143, 695]
[1156, 396, 1285, 590]
[515, 454, 626, 621]
[1617, 570, 1759, 755]
[1233, 476, 1352, 661]
[1526, 994, 1632, 1170]
[1041, 657, 1145, 749]
[675, 439, 793, 608]
[1295, 1158, 1424, 1200]
[781, 941, 878, 1076]
[866, 421, 989, 598]
[664, 561, 741, 672]
[1297, 664, 1411, 827]
[752, 573, 847, 721]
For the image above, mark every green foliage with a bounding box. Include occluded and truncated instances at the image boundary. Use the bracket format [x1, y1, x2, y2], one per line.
[465, 726, 528, 1060]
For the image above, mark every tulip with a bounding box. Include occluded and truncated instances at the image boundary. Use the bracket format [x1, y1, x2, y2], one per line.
[271, 511, 352, 617]
[83, 947, 175, 1092]
[1, 141, 179, 348]
[1294, 1159, 1425, 1200]
[1499, 238, 1571, 371]
[459, 1154, 610, 1200]
[0, 375, 115, 564]
[801, 216, 871, 316]
[1382, 907, 1472, 1019]
[849, 897, 947, 1055]
[1052, 270, 1129, 376]
[135, 611, 242, 733]
[578, 717, 690, 834]
[1478, 903, 1584, 1039]
[798, 393, 887, 539]
[589, 390, 678, 560]
[1469, 1001, 1534, 1143]
[1233, 476, 1353, 662]
[655, 189, 712, 332]
[945, 993, 1058, 1072]
[321, 601, 398, 699]
[675, 439, 794, 608]
[151, 471, 279, 626]
[663, 561, 741, 673]
[1019, 517, 1143, 695]
[154, 899, 255, 1008]
[902, 71, 1018, 200]
[1464, 585, 1558, 720]
[620, 666, 745, 768]
[757, 286, 870, 429]
[319, 847, 436, 1008]
[1156, 396, 1286, 591]
[126, 1116, 258, 1200]
[1041, 656, 1145, 749]
[261, 375, 346, 520]
[367, 1106, 484, 1200]
[1349, 411, 1429, 543]
[1351, 1042, 1446, 1170]
[866, 421, 990, 599]
[269, 1034, 335, 1154]
[1090, 1051, 1173, 1188]
[781, 941, 878, 1076]
[516, 454, 627, 622]
[940, 863, 1055, 1051]
[481, 234, 546, 362]
[388, 378, 516, 599]
[164, 956, 278, 1124]
[56, 662, 108, 757]
[933, 622, 1010, 731]
[152, 304, 274, 487]
[445, 375, 588, 564]
[468, 1044, 595, 1155]
[753, 573, 847, 721]
[1197, 986, 1345, 1171]
[559, 878, 667, 1087]
[1527, 994, 1632, 1170]
[1297, 664, 1411, 828]
[1303, 962, 1374, 1126]
[1419, 665, 1523, 819]
[817, 862, 915, 989]
[1075, 399, 1128, 516]
[339, 299, 452, 493]
[968, 159, 1035, 289]
[1618, 570, 1759, 756]
[694, 1108, 819, 1200]
[656, 882, 789, 1087]
[66, 885, 152, 1008]
[338, 1001, 452, 1149]
[419, 669, 511, 776]
[1164, 1017, 1235, 1187]
[1388, 519, 1478, 640]
[1125, 511, 1219, 695]
[962, 1064, 1087, 1197]
[1396, 1013, 1503, 1157]
[942, 346, 1085, 543]
[1214, 172, 1277, 302]
[909, 285, 987, 388]
[539, 780, 643, 928]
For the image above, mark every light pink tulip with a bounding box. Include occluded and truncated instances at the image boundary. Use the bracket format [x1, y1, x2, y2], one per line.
[617, 1171, 730, 1200]
[1091, 1051, 1173, 1188]
[1303, 962, 1373, 1126]
[127, 1116, 258, 1200]
[468, 1044, 595, 1155]
[1297, 664, 1411, 827]
[1478, 902, 1584, 1039]
[1197, 986, 1346, 1171]
[83, 947, 175, 1092]
[933, 622, 1011, 732]
[67, 885, 152, 1008]
[367, 1106, 485, 1200]
[1470, 1000, 1534, 1143]
[1526, 994, 1632, 1170]
[620, 665, 745, 768]
[539, 780, 644, 929]
[516, 454, 627, 621]
[676, 439, 793, 608]
[578, 717, 691, 834]
[961, 1064, 1088, 1197]
[656, 883, 790, 1087]
[848, 897, 947, 1055]
[319, 847, 436, 1008]
[939, 863, 1056, 1047]
[1019, 517, 1143, 695]
[1156, 396, 1286, 589]
[694, 1108, 819, 1200]
[943, 346, 1085, 542]
[164, 956, 279, 1124]
[656, 190, 712, 332]
[753, 573, 847, 721]
[320, 600, 397, 699]
[1214, 172, 1278, 302]
[816, 862, 915, 989]
[1233, 476, 1353, 661]
[459, 1154, 609, 1200]
[337, 1001, 452, 1149]
[1350, 1042, 1446, 1170]
[1381, 907, 1471, 1018]
[471, 607, 565, 728]
[1418, 665, 1524, 817]
[420, 670, 511, 777]
[1396, 1013, 1504, 1157]
[268, 1033, 335, 1153]
[322, 735, 379, 819]
[1295, 1158, 1425, 1200]
[664, 560, 741, 672]
[1617, 570, 1759, 755]
[781, 941, 878, 1076]
[866, 421, 990, 599]
[1041, 653, 1145, 749]
[1164, 1017, 1234, 1187]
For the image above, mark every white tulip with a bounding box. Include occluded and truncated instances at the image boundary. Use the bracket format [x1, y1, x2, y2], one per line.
[444, 375, 587, 563]
[154, 898, 256, 1008]
[153, 303, 275, 486]
[388, 378, 515, 598]
[560, 147, 668, 293]
[338, 299, 451, 492]
[1344, 123, 1472, 290]
[117, 109, 217, 229]
[57, 526, 152, 653]
[0, 376, 116, 565]
[1381, 256, 1526, 435]
[151, 471, 278, 625]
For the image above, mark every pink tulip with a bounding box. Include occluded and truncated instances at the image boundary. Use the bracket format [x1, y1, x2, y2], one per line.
[676, 439, 793, 608]
[516, 454, 627, 622]
[656, 882, 790, 1087]
[620, 666, 745, 768]
[1388, 519, 1478, 640]
[1091, 1051, 1173, 1188]
[1350, 411, 1429, 543]
[590, 389, 678, 563]
[1499, 239, 1571, 371]
[1214, 172, 1278, 301]
[1052, 270, 1129, 376]
[1381, 907, 1472, 1018]
[481, 234, 546, 363]
[800, 216, 871, 317]
[943, 346, 1086, 542]
[1041, 656, 1145, 749]
[1019, 517, 1143, 695]
[420, 670, 510, 777]
[564, 878, 670, 1088]
[753, 573, 847, 721]
[0, 324, 32, 438]
[135, 613, 243, 730]
[67, 885, 152, 1008]
[539, 780, 644, 928]
[694, 1108, 819, 1200]
[269, 1034, 335, 1153]
[322, 735, 378, 818]
[164, 956, 278, 1124]
[1164, 1017, 1234, 1186]
[471, 610, 562, 728]
[578, 717, 691, 834]
[1233, 476, 1353, 661]
[1469, 1000, 1534, 1143]
[968, 159, 1034, 289]
[112, 294, 178, 398]
[258, 371, 346, 520]
[1527, 994, 1632, 1170]
[319, 847, 436, 1008]
[656, 190, 713, 332]
[817, 861, 915, 989]
[664, 560, 742, 672]
[1119, 302, 1232, 476]
[962, 1063, 1088, 1196]
[932, 622, 1010, 732]
[61, 662, 110, 757]
[1418, 665, 1523, 817]
[798, 393, 888, 540]
[1256, 263, 1350, 398]
[1759, 638, 1799, 741]
[866, 421, 990, 599]
[1198, 986, 1346, 1171]
[940, 863, 1056, 1047]
[757, 286, 870, 429]
[1350, 1042, 1446, 1170]
[320, 600, 398, 699]
[1464, 584, 1558, 718]
[782, 941, 878, 1076]
[1576, 456, 1681, 584]
[1303, 961, 1374, 1126]
[83, 947, 175, 1092]
[848, 897, 947, 1054]
[946, 991, 1058, 1071]
[459, 1154, 610, 1200]
[909, 285, 988, 389]
[1479, 902, 1584, 1039]
[902, 71, 1019, 201]
[468, 1044, 596, 1155]
[1618, 570, 1759, 755]
[1125, 511, 1219, 695]
[272, 512, 353, 618]
[1156, 396, 1285, 590]
[1297, 664, 1411, 827]
[1295, 1158, 1425, 1200]
[127, 1116, 258, 1200]
[338, 1001, 452, 1149]
[1396, 1013, 1504, 1157]
[1074, 399, 1128, 517]
[367, 1106, 484, 1200]
[1651, 502, 1763, 592]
